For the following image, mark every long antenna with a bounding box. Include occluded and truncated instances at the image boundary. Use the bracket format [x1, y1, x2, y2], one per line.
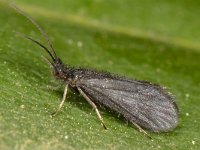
[10, 4, 57, 58]
[16, 32, 55, 61]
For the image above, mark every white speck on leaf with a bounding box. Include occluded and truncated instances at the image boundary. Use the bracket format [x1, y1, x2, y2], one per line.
[20, 105, 25, 109]
[185, 93, 190, 98]
[67, 39, 73, 45]
[192, 140, 195, 145]
[77, 41, 83, 47]
[65, 135, 68, 139]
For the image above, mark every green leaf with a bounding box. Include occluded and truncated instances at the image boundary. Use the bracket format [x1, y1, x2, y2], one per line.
[0, 0, 200, 149]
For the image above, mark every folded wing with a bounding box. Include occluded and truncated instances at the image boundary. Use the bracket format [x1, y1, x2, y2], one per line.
[78, 78, 179, 132]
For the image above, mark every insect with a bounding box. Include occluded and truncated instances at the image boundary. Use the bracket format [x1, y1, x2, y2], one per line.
[12, 5, 179, 137]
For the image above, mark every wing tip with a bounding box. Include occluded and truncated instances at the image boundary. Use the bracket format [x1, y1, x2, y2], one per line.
[151, 106, 179, 133]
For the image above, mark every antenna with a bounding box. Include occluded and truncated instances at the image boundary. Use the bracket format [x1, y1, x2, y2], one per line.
[16, 32, 55, 61]
[10, 4, 57, 58]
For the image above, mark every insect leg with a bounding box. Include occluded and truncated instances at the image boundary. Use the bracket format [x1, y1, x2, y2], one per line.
[131, 122, 152, 139]
[77, 87, 107, 129]
[51, 84, 68, 117]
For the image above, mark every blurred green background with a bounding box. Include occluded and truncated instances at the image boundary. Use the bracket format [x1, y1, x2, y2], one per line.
[0, 0, 199, 149]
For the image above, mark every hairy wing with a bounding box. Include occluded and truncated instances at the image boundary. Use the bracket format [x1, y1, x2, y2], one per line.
[78, 78, 178, 132]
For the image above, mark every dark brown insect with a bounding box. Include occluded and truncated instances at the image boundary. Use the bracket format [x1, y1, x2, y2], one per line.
[11, 4, 179, 138]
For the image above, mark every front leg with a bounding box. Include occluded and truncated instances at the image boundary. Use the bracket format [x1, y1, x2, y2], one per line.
[51, 84, 68, 117]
